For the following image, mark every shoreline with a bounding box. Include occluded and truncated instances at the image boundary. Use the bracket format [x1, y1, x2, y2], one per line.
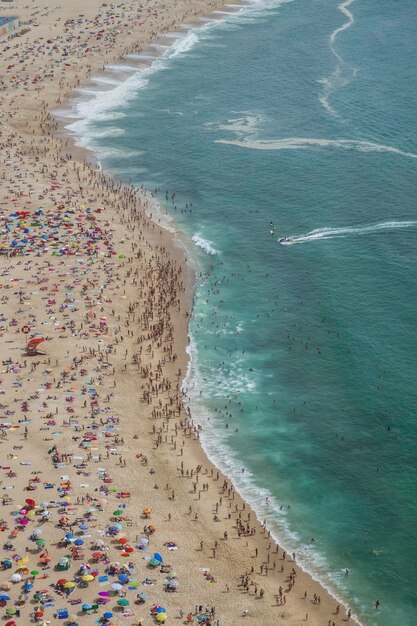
[51, 9, 365, 617]
[0, 0, 364, 624]
[59, 20, 366, 624]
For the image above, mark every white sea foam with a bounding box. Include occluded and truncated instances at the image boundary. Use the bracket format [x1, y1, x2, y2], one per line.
[192, 234, 220, 255]
[279, 221, 417, 245]
[88, 127, 125, 138]
[182, 333, 365, 625]
[319, 0, 357, 116]
[91, 75, 120, 86]
[218, 113, 262, 136]
[107, 64, 140, 73]
[216, 136, 417, 159]
[60, 0, 294, 151]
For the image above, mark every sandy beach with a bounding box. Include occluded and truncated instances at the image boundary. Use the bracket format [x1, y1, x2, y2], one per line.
[0, 1, 360, 625]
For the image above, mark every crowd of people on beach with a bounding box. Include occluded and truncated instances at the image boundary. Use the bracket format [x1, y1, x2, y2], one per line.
[0, 0, 367, 623]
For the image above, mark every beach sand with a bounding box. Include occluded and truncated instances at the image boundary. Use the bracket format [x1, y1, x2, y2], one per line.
[0, 0, 360, 625]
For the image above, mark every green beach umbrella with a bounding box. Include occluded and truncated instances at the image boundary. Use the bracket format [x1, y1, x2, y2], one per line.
[6, 607, 17, 615]
[113, 510, 123, 516]
[117, 598, 129, 606]
[31, 570, 40, 576]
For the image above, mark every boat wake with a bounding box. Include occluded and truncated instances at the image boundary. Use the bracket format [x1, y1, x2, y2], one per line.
[279, 221, 417, 245]
[319, 0, 357, 117]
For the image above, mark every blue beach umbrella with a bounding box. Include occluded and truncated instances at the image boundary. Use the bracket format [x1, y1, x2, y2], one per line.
[103, 612, 113, 619]
[117, 573, 129, 583]
[74, 539, 84, 546]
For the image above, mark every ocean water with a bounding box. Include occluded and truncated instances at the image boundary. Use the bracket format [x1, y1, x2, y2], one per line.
[65, 0, 417, 623]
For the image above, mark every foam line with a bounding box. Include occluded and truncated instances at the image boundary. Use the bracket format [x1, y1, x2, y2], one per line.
[319, 0, 357, 116]
[215, 136, 417, 159]
[279, 221, 417, 245]
[192, 234, 220, 255]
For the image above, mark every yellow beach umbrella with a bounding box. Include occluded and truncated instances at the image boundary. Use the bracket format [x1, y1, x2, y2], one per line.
[82, 574, 94, 582]
[64, 581, 76, 588]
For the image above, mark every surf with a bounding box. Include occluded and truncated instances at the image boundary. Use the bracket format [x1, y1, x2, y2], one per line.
[279, 220, 417, 245]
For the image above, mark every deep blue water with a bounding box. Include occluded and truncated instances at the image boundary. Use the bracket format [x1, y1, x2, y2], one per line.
[67, 0, 417, 623]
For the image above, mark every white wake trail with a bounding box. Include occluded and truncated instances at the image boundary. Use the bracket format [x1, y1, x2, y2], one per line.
[319, 0, 357, 117]
[279, 221, 417, 245]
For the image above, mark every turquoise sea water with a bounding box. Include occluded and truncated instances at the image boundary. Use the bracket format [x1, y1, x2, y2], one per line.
[66, 0, 417, 623]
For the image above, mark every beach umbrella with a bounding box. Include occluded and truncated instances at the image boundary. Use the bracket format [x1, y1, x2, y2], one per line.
[10, 574, 21, 583]
[103, 612, 113, 619]
[25, 498, 36, 506]
[82, 603, 92, 611]
[30, 570, 40, 576]
[110, 583, 122, 591]
[156, 607, 167, 613]
[64, 581, 76, 588]
[56, 579, 68, 586]
[156, 613, 167, 623]
[36, 539, 46, 546]
[113, 510, 123, 516]
[117, 573, 129, 583]
[5, 621, 17, 626]
[0, 594, 11, 600]
[118, 537, 128, 545]
[82, 574, 94, 582]
[65, 533, 75, 540]
[116, 598, 129, 606]
[79, 523, 89, 530]
[98, 591, 110, 597]
[6, 607, 17, 615]
[74, 539, 84, 546]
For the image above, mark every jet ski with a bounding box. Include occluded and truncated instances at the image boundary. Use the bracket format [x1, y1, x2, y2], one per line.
[278, 237, 293, 244]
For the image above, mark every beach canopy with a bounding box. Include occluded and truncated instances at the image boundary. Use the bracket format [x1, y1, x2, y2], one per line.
[27, 337, 45, 349]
